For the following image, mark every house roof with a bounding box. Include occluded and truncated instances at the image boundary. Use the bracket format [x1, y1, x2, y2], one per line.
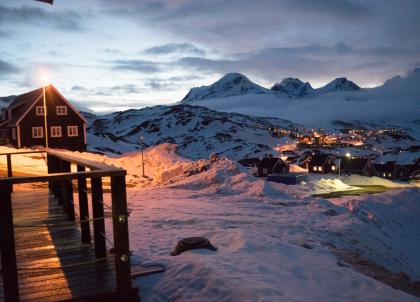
[374, 162, 395, 173]
[341, 158, 369, 171]
[308, 154, 331, 166]
[8, 87, 43, 110]
[259, 157, 286, 168]
[238, 158, 260, 166]
[1, 85, 86, 127]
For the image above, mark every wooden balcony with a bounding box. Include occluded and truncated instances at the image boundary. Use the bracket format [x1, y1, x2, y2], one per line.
[0, 150, 139, 302]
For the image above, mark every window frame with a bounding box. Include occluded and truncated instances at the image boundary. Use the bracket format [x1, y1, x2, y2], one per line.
[32, 127, 44, 138]
[67, 125, 78, 137]
[12, 128, 16, 140]
[50, 126, 62, 138]
[36, 106, 45, 116]
[56, 106, 68, 116]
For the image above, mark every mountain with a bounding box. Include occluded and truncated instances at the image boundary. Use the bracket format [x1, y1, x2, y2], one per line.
[83, 104, 297, 158]
[181, 73, 364, 103]
[271, 78, 315, 97]
[317, 77, 360, 94]
[181, 73, 271, 102]
[0, 95, 16, 109]
[176, 69, 420, 127]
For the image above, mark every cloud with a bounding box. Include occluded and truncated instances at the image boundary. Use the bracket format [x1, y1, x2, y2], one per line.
[111, 59, 162, 73]
[175, 43, 420, 85]
[0, 59, 19, 75]
[71, 84, 143, 96]
[143, 43, 205, 56]
[144, 75, 203, 91]
[0, 5, 83, 31]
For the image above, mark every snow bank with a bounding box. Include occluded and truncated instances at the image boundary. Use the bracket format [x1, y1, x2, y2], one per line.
[306, 177, 356, 194]
[340, 174, 411, 188]
[328, 188, 420, 281]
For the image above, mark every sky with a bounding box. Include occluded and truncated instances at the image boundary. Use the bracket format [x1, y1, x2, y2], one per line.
[0, 0, 419, 113]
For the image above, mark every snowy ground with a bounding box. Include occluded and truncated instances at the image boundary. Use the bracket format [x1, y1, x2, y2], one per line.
[2, 145, 420, 301]
[118, 182, 420, 302]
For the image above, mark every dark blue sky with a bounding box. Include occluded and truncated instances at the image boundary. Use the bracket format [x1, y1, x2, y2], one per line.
[1, 0, 419, 112]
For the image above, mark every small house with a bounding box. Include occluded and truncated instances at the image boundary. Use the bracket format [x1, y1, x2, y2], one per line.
[340, 157, 374, 176]
[374, 162, 396, 179]
[308, 154, 336, 174]
[256, 154, 288, 177]
[0, 85, 87, 151]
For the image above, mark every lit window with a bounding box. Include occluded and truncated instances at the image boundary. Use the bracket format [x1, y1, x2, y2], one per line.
[383, 173, 386, 177]
[331, 165, 336, 171]
[67, 125, 78, 137]
[319, 166, 323, 172]
[56, 106, 68, 115]
[313, 166, 317, 171]
[36, 106, 45, 116]
[32, 127, 44, 138]
[51, 126, 62, 137]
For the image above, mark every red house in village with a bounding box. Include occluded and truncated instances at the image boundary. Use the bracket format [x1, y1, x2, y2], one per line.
[0, 85, 87, 151]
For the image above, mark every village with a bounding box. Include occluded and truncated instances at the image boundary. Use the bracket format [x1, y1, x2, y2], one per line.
[241, 125, 420, 184]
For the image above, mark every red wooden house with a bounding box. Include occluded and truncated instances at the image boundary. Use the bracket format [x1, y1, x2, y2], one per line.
[0, 85, 87, 151]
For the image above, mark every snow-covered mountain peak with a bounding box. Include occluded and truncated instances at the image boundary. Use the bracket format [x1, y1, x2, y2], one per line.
[271, 77, 315, 97]
[317, 77, 360, 94]
[181, 72, 270, 102]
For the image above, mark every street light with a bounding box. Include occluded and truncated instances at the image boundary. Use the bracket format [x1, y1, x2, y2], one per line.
[41, 72, 49, 149]
[140, 136, 145, 177]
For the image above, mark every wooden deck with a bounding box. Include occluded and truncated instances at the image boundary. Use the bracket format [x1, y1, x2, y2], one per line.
[0, 189, 131, 302]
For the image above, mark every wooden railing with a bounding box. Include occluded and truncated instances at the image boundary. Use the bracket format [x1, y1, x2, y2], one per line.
[0, 150, 136, 301]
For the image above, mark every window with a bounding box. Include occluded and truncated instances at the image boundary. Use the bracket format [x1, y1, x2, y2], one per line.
[318, 166, 323, 172]
[32, 127, 44, 138]
[36, 106, 45, 116]
[51, 126, 62, 137]
[263, 168, 268, 175]
[67, 125, 78, 137]
[331, 165, 336, 171]
[12, 128, 16, 140]
[313, 166, 317, 171]
[56, 106, 68, 115]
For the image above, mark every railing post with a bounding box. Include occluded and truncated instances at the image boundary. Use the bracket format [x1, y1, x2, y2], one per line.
[0, 183, 20, 302]
[111, 174, 133, 298]
[6, 154, 13, 192]
[6, 154, 12, 177]
[60, 160, 75, 221]
[77, 165, 91, 244]
[91, 177, 107, 259]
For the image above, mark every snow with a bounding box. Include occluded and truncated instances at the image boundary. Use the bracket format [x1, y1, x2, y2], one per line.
[2, 144, 420, 301]
[115, 170, 420, 301]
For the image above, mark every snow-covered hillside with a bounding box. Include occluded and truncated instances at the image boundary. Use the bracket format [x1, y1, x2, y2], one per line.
[84, 104, 298, 158]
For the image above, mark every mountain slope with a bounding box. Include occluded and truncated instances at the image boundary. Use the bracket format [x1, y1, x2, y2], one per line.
[317, 77, 360, 94]
[271, 78, 315, 97]
[84, 104, 298, 158]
